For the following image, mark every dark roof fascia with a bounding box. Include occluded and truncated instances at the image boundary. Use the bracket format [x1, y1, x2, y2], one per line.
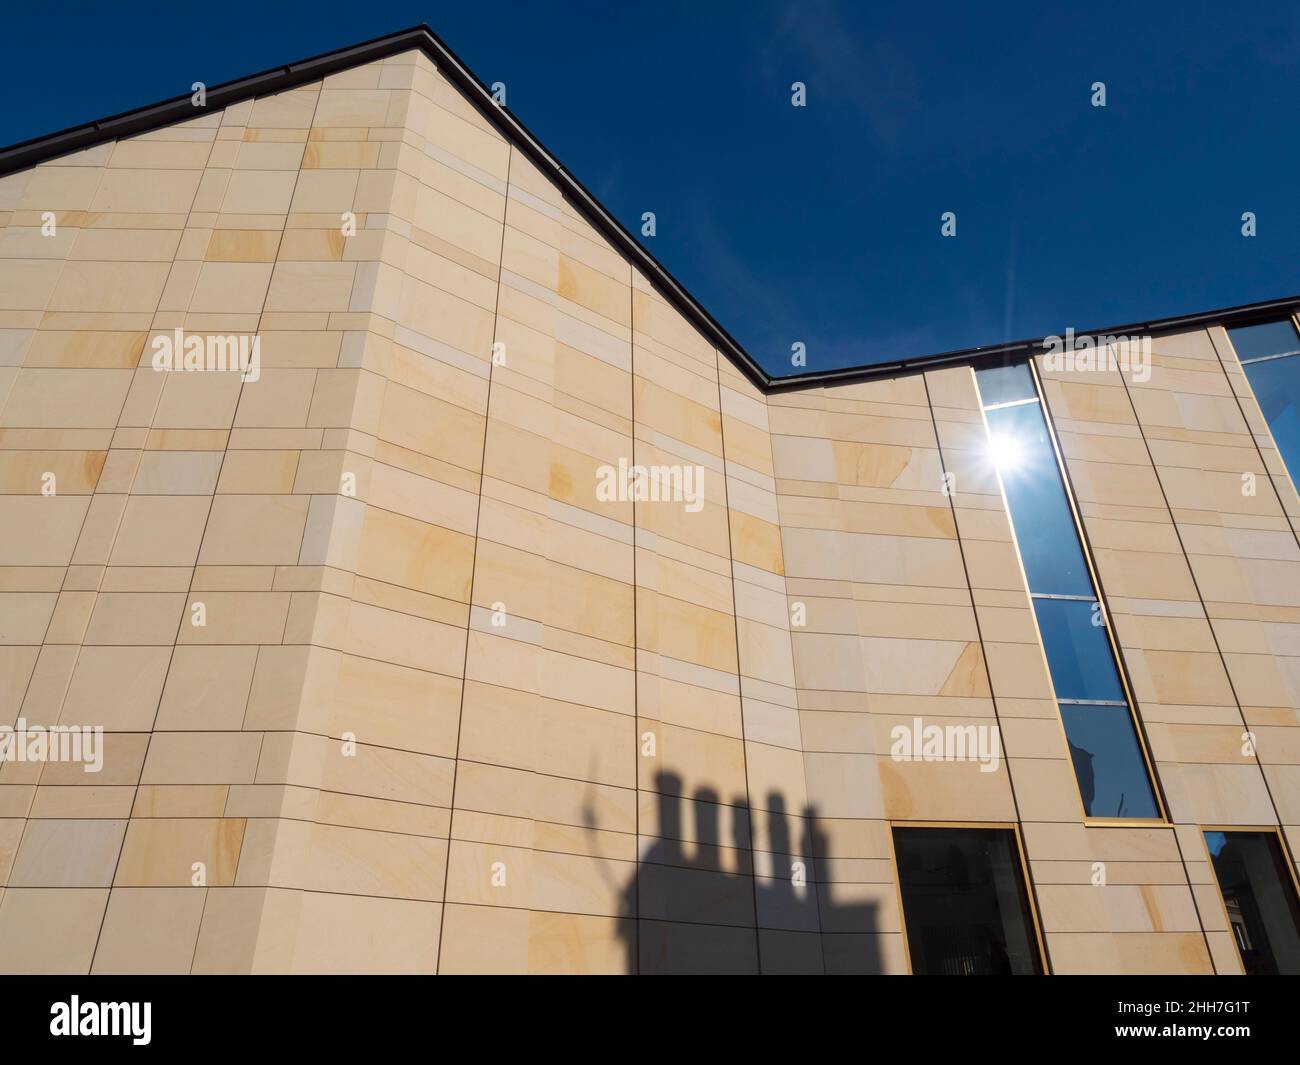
[2, 26, 1298, 396]
[765, 292, 1300, 394]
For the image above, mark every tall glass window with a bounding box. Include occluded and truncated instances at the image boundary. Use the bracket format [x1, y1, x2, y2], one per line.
[893, 827, 1043, 975]
[1204, 830, 1300, 975]
[974, 361, 1160, 819]
[1227, 319, 1300, 492]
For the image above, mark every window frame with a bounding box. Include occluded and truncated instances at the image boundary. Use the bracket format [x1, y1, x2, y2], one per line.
[1199, 824, 1300, 975]
[1225, 313, 1300, 508]
[889, 820, 1050, 976]
[972, 358, 1168, 825]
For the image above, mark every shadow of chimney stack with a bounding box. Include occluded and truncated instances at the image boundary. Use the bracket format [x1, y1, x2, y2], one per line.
[605, 771, 882, 974]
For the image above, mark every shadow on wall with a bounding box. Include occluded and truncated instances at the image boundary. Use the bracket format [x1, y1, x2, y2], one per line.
[586, 771, 883, 975]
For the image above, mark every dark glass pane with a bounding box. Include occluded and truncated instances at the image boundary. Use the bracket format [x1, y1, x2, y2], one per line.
[984, 402, 1092, 595]
[1204, 831, 1300, 975]
[1228, 320, 1300, 362]
[1033, 597, 1125, 703]
[1243, 353, 1300, 492]
[1060, 704, 1159, 819]
[975, 362, 1037, 407]
[893, 827, 1042, 975]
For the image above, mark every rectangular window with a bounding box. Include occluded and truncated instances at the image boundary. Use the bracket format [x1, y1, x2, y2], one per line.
[1204, 830, 1300, 975]
[974, 361, 1160, 820]
[1227, 319, 1300, 493]
[893, 826, 1043, 974]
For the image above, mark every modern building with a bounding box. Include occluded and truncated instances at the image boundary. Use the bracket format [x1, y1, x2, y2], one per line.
[0, 25, 1298, 974]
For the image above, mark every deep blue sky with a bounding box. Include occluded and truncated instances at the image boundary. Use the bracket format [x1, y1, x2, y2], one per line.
[4, 1, 1298, 377]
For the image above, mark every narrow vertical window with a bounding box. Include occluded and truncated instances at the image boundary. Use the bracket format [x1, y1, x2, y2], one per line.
[1227, 319, 1300, 491]
[893, 827, 1043, 975]
[974, 361, 1160, 819]
[1204, 831, 1300, 975]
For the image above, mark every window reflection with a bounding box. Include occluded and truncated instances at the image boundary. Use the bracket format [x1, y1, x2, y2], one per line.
[1204, 831, 1300, 975]
[1032, 598, 1124, 703]
[975, 361, 1161, 821]
[985, 402, 1092, 596]
[1059, 704, 1159, 819]
[893, 827, 1042, 975]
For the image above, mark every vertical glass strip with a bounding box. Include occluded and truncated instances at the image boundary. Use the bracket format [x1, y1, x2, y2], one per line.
[1228, 320, 1300, 492]
[974, 362, 1160, 819]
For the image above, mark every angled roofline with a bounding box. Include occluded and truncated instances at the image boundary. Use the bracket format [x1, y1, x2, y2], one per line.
[2, 25, 1297, 395]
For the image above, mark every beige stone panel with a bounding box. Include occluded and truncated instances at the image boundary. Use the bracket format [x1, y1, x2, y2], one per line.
[131, 450, 223, 494]
[83, 592, 186, 645]
[188, 261, 275, 313]
[8, 819, 127, 887]
[264, 261, 357, 313]
[282, 892, 440, 974]
[1263, 765, 1300, 823]
[318, 597, 464, 677]
[45, 261, 169, 314]
[1006, 757, 1088, 821]
[355, 505, 474, 603]
[0, 592, 57, 646]
[205, 228, 283, 262]
[459, 680, 634, 787]
[21, 330, 145, 370]
[62, 645, 171, 730]
[232, 369, 316, 427]
[398, 275, 497, 359]
[1123, 648, 1237, 709]
[0, 888, 108, 973]
[247, 818, 445, 901]
[89, 169, 202, 213]
[1091, 548, 1201, 602]
[216, 449, 299, 493]
[262, 732, 453, 808]
[109, 495, 211, 566]
[219, 168, 297, 215]
[1159, 760, 1276, 825]
[0, 647, 38, 716]
[92, 887, 207, 973]
[186, 886, 268, 973]
[11, 165, 103, 210]
[0, 260, 61, 311]
[36, 732, 148, 788]
[466, 630, 632, 715]
[177, 591, 290, 645]
[730, 510, 784, 574]
[1048, 931, 1212, 975]
[473, 540, 632, 643]
[0, 497, 89, 565]
[289, 646, 461, 756]
[794, 752, 882, 820]
[378, 382, 486, 471]
[637, 590, 737, 674]
[522, 910, 629, 974]
[1037, 883, 1201, 934]
[151, 368, 243, 429]
[2, 368, 133, 428]
[879, 755, 1015, 821]
[197, 495, 309, 566]
[639, 722, 747, 802]
[43, 589, 92, 644]
[438, 902, 527, 973]
[445, 838, 625, 919]
[132, 785, 227, 819]
[142, 732, 262, 785]
[115, 818, 245, 887]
